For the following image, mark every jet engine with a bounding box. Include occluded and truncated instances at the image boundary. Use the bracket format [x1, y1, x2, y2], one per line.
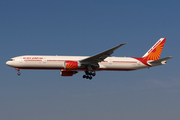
[60, 70, 77, 76]
[64, 61, 81, 70]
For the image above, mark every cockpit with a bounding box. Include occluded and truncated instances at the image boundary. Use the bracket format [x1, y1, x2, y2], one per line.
[9, 59, 15, 61]
[6, 58, 15, 67]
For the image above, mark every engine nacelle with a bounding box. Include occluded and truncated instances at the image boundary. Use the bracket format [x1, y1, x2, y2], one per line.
[60, 70, 77, 76]
[64, 61, 80, 70]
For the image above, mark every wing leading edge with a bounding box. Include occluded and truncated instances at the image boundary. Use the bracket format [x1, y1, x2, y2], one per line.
[80, 43, 127, 64]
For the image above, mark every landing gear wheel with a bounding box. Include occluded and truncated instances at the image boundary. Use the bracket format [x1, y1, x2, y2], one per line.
[83, 75, 86, 78]
[15, 68, 21, 76]
[92, 72, 96, 76]
[86, 76, 89, 79]
[82, 71, 96, 80]
[17, 72, 21, 76]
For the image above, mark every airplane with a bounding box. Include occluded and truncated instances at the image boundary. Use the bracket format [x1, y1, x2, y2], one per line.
[6, 38, 172, 80]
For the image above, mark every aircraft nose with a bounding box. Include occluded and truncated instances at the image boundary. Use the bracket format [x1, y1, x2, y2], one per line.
[6, 61, 13, 67]
[6, 61, 10, 66]
[6, 58, 16, 67]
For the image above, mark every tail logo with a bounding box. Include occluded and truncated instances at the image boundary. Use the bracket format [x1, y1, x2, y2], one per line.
[134, 38, 166, 66]
[142, 38, 166, 62]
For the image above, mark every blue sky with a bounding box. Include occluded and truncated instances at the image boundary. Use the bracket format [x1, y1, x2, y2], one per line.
[0, 0, 179, 120]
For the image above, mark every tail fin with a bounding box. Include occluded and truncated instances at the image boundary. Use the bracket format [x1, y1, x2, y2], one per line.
[142, 38, 166, 61]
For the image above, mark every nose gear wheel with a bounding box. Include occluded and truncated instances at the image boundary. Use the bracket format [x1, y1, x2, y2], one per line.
[15, 68, 21, 76]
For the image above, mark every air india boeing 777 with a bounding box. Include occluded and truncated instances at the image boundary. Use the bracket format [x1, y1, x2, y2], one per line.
[6, 38, 172, 79]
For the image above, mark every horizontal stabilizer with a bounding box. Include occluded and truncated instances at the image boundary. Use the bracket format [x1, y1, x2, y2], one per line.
[149, 56, 173, 65]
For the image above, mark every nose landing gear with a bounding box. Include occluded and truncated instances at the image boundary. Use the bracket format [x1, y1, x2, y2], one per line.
[83, 71, 96, 80]
[17, 72, 21, 76]
[15, 68, 21, 76]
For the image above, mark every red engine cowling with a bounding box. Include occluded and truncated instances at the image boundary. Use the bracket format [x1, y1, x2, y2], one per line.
[64, 61, 80, 70]
[61, 70, 77, 76]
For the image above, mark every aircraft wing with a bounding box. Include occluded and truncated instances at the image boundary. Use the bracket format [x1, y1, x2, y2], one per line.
[80, 43, 127, 64]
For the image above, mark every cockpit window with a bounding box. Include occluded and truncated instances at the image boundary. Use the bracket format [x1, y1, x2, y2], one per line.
[9, 59, 14, 61]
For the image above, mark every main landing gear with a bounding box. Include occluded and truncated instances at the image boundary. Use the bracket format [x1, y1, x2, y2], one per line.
[83, 71, 96, 80]
[15, 68, 21, 76]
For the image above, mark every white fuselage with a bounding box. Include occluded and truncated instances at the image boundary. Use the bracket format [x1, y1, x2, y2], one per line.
[6, 55, 149, 71]
[5, 38, 171, 79]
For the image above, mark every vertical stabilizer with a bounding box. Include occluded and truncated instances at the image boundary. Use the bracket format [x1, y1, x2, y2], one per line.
[142, 38, 166, 61]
